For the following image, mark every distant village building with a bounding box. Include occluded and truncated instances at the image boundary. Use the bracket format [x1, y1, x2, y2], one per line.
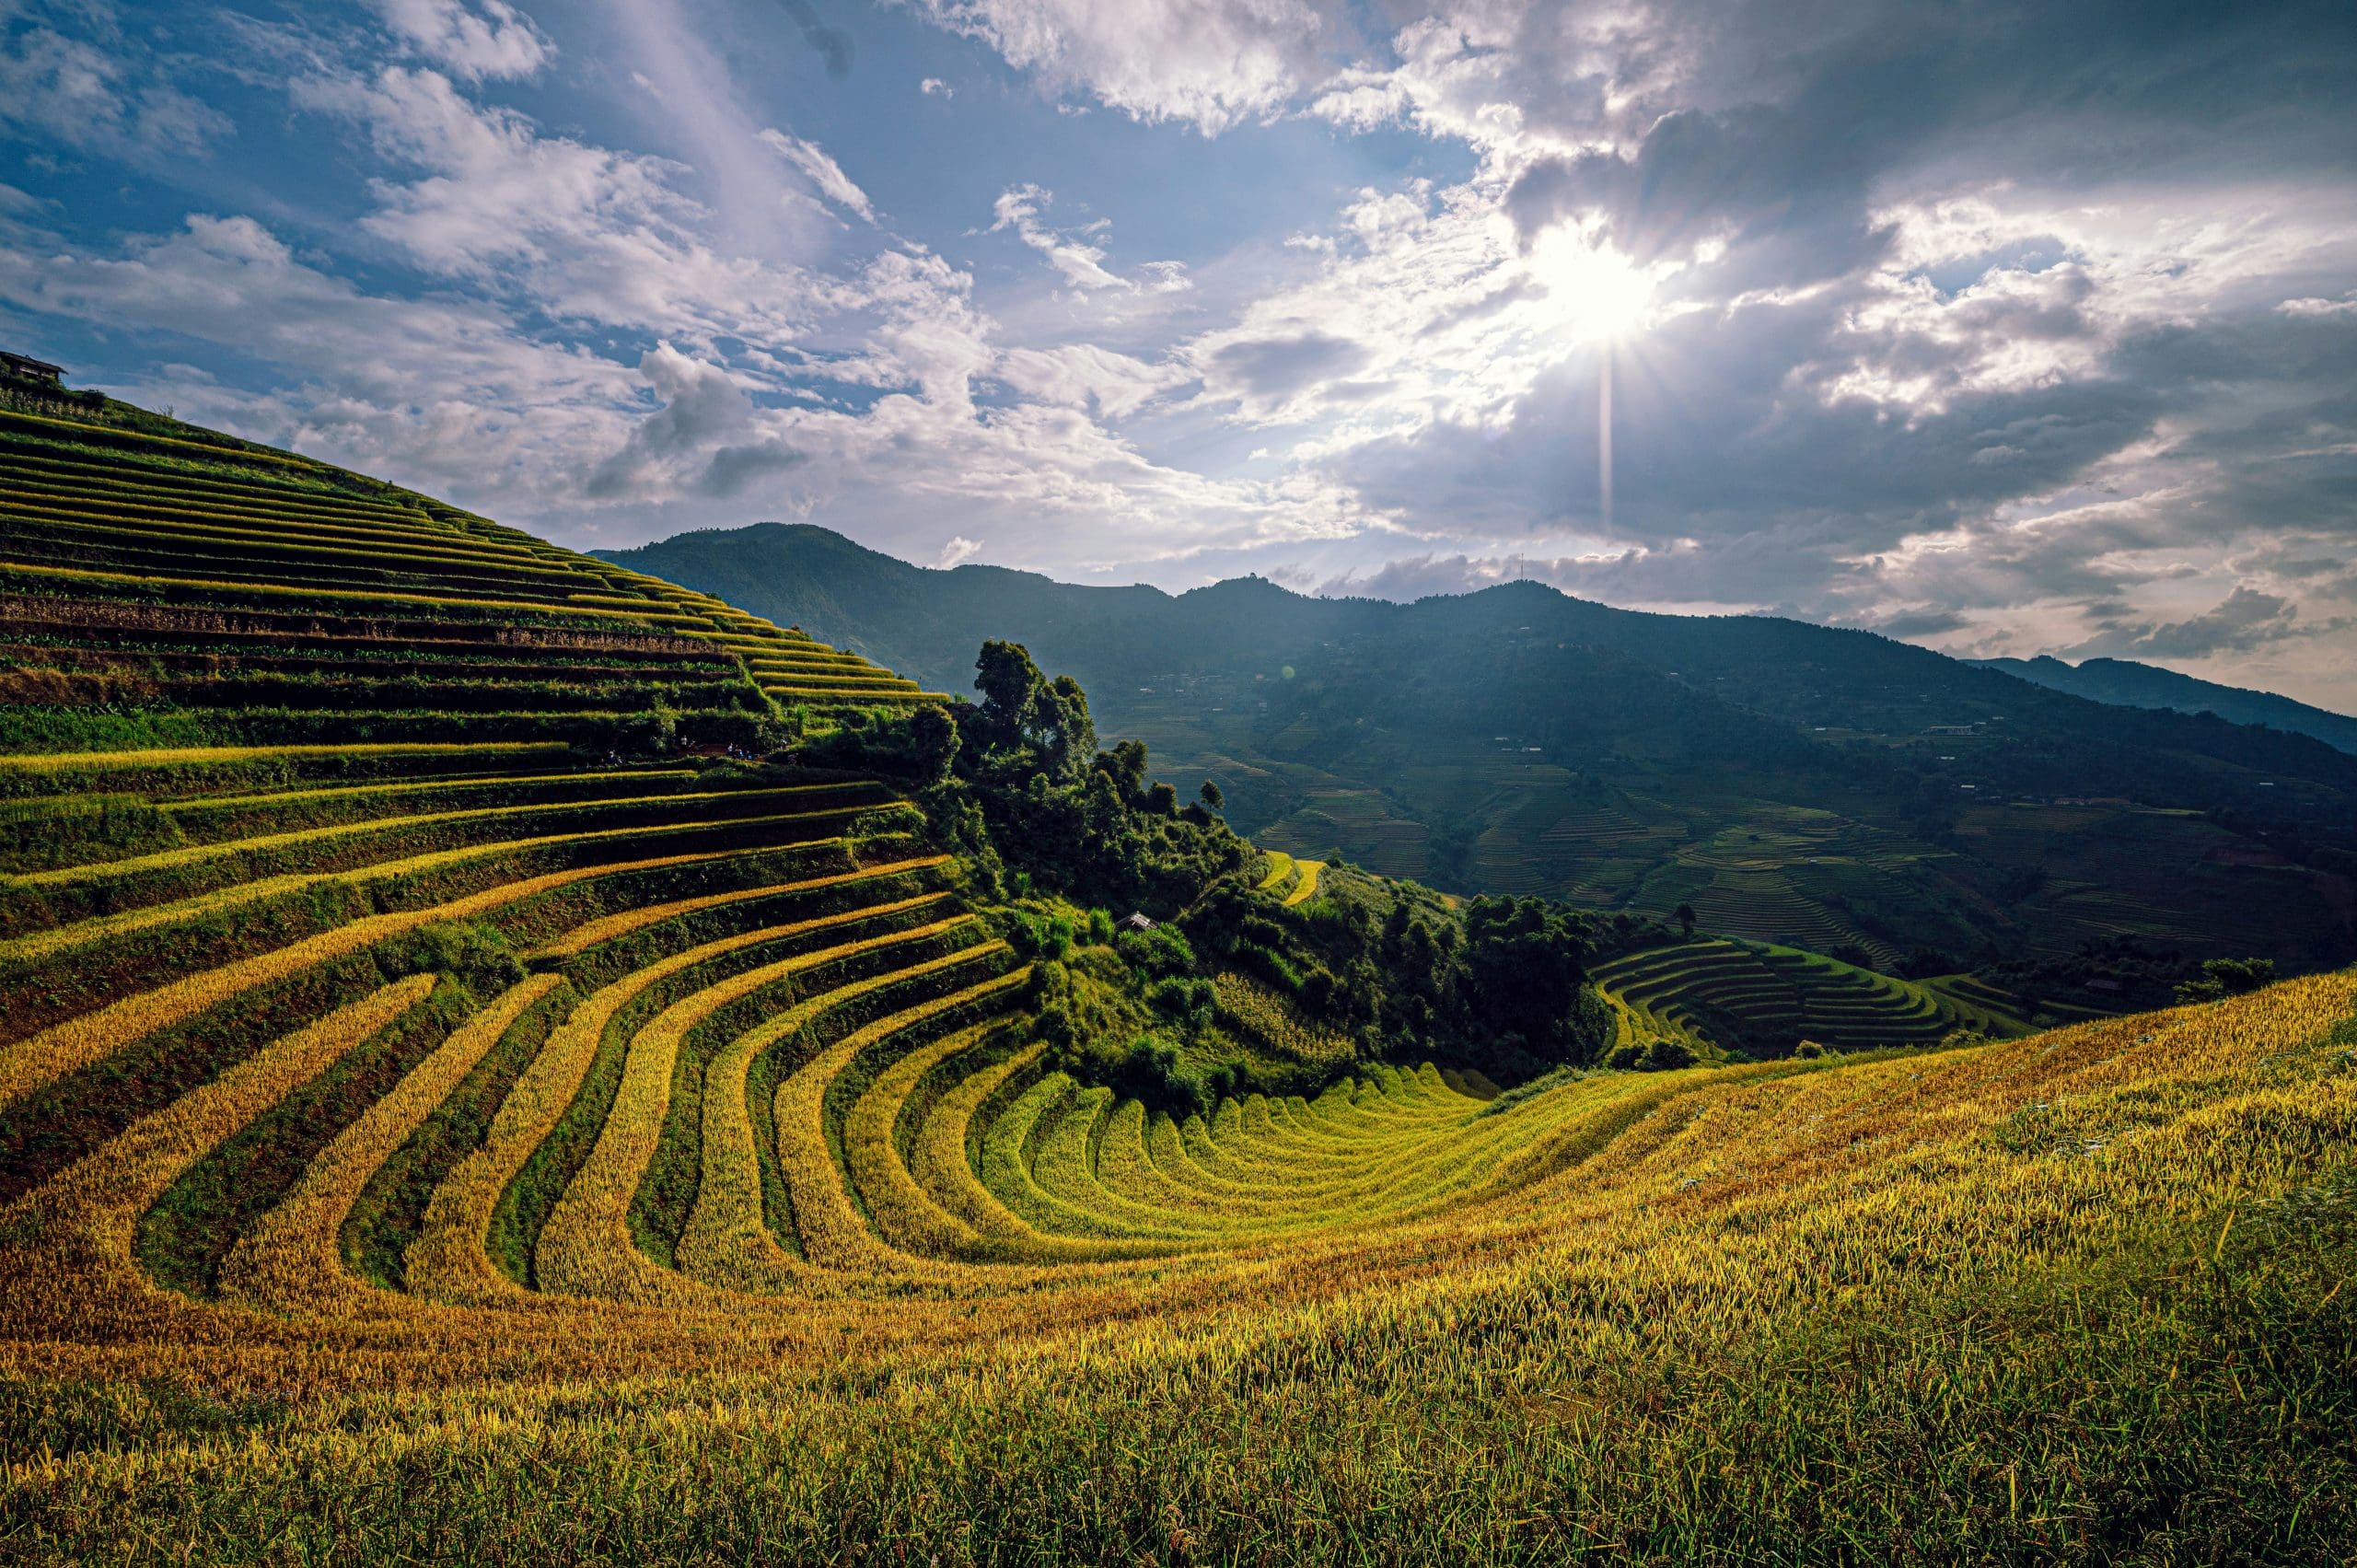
[1, 351, 64, 387]
[1121, 912, 1155, 933]
[1, 350, 106, 412]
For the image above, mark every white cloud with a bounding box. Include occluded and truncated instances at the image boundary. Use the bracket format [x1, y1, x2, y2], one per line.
[0, 17, 232, 155]
[1138, 260, 1193, 295]
[366, 0, 551, 81]
[935, 535, 984, 566]
[1177, 179, 1621, 434]
[758, 129, 876, 222]
[291, 65, 842, 349]
[15, 0, 2356, 707]
[0, 200, 1361, 565]
[980, 185, 1197, 304]
[904, 0, 1349, 134]
[1313, 550, 1631, 602]
[990, 182, 1126, 291]
[584, 342, 799, 501]
[0, 207, 640, 502]
[996, 343, 1185, 418]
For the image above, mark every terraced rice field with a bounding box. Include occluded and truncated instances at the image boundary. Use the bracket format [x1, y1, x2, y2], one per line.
[5, 406, 2351, 1560]
[8, 885, 2351, 1560]
[1249, 848, 1327, 907]
[1249, 773, 1432, 880]
[0, 408, 942, 739]
[1591, 937, 2030, 1053]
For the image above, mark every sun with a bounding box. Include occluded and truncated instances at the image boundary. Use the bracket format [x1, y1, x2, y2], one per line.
[1529, 226, 1658, 343]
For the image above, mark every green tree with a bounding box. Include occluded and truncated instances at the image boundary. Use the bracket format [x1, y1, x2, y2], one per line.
[1460, 896, 1612, 1068]
[1675, 902, 1698, 938]
[2174, 956, 2276, 1005]
[909, 703, 958, 783]
[973, 640, 1042, 756]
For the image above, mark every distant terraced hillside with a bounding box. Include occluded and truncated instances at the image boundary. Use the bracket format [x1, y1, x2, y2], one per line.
[0, 406, 941, 753]
[1591, 936, 2035, 1056]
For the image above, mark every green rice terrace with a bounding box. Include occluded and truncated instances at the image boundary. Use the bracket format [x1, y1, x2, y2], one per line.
[0, 395, 2351, 1563]
[1590, 937, 2033, 1058]
[0, 403, 944, 758]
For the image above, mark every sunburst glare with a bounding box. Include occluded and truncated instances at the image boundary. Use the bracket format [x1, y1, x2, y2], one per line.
[1528, 226, 1659, 343]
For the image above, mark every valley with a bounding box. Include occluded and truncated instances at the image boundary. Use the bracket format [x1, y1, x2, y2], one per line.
[0, 397, 2349, 1562]
[608, 523, 2357, 1028]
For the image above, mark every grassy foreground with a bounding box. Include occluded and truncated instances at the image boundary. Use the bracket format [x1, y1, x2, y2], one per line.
[5, 977, 2352, 1564]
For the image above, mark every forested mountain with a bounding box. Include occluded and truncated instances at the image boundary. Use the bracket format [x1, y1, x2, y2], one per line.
[1974, 654, 2357, 755]
[607, 523, 2357, 987]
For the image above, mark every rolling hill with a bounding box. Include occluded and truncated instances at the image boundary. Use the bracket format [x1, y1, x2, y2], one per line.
[3, 397, 2352, 1562]
[1974, 654, 2357, 756]
[604, 523, 2357, 998]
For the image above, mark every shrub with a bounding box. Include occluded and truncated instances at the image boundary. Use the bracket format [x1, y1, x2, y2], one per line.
[1640, 1037, 1697, 1071]
[1098, 1033, 1208, 1120]
[1004, 910, 1074, 961]
[1145, 976, 1214, 1033]
[2175, 956, 2277, 1005]
[1115, 922, 1196, 979]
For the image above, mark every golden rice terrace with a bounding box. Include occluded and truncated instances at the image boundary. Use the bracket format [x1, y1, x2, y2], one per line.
[1, 404, 2351, 1564]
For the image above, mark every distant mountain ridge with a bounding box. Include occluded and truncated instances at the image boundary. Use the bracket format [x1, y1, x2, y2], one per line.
[1971, 655, 2357, 756]
[600, 523, 2357, 982]
[599, 525, 2352, 781]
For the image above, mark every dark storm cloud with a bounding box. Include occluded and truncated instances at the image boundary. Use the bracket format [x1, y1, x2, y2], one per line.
[1506, 0, 2357, 257]
[1341, 287, 2159, 572]
[586, 345, 805, 502]
[695, 442, 807, 498]
[1862, 608, 1971, 639]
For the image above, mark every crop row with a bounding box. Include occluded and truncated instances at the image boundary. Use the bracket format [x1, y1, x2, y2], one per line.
[0, 517, 604, 605]
[0, 497, 598, 584]
[3, 591, 718, 656]
[6, 758, 2353, 1417]
[0, 463, 565, 555]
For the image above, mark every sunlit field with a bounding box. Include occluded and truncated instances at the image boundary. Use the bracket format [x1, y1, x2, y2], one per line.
[3, 403, 2351, 1565]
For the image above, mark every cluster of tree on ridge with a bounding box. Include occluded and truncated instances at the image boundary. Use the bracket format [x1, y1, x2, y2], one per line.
[802, 640, 1626, 1109]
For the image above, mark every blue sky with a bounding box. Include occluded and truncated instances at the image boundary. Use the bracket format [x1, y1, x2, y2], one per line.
[5, 0, 2355, 709]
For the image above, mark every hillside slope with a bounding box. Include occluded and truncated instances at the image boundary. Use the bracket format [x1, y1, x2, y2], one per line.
[3, 401, 2352, 1562]
[0, 410, 942, 758]
[606, 523, 2357, 988]
[1975, 654, 2357, 756]
[8, 959, 2351, 1557]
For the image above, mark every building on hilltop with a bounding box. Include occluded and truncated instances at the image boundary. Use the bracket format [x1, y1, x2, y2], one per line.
[2, 350, 106, 411]
[1, 350, 65, 386]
